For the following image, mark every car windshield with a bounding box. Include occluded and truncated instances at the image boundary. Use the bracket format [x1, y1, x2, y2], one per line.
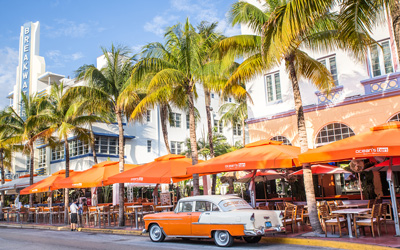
[218, 198, 252, 212]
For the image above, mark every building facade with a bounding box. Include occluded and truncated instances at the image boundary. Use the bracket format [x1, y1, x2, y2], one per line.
[243, 0, 400, 150]
[6, 21, 248, 179]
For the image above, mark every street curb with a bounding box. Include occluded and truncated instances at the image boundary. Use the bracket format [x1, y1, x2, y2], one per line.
[261, 237, 393, 250]
[0, 223, 394, 249]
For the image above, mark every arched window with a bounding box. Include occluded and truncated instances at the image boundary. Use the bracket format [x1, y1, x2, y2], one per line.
[389, 113, 400, 122]
[270, 135, 292, 146]
[315, 123, 355, 147]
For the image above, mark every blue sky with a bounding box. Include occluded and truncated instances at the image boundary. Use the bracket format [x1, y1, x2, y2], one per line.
[0, 0, 239, 108]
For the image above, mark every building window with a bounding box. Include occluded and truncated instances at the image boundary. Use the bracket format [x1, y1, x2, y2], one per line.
[233, 123, 242, 136]
[146, 110, 151, 122]
[147, 140, 152, 153]
[389, 113, 400, 122]
[51, 144, 65, 161]
[214, 119, 223, 133]
[270, 135, 292, 146]
[186, 114, 190, 129]
[171, 141, 182, 154]
[318, 56, 338, 86]
[38, 148, 46, 168]
[370, 40, 394, 77]
[265, 72, 281, 102]
[69, 139, 89, 157]
[315, 123, 355, 147]
[95, 136, 119, 155]
[170, 112, 181, 128]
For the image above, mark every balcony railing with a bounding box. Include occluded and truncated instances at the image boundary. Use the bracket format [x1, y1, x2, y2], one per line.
[361, 72, 400, 95]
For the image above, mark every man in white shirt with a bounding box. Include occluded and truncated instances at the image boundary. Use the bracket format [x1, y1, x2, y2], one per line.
[70, 200, 78, 231]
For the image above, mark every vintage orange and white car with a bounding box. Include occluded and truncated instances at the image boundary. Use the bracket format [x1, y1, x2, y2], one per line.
[143, 195, 285, 247]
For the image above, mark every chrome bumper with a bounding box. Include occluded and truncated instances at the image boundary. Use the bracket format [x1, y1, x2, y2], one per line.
[142, 229, 147, 234]
[244, 226, 285, 236]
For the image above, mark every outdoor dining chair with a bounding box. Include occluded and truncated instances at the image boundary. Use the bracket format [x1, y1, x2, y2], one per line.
[111, 205, 119, 226]
[98, 205, 111, 227]
[28, 208, 36, 223]
[137, 205, 154, 229]
[124, 206, 135, 228]
[18, 207, 28, 223]
[353, 204, 381, 238]
[380, 203, 388, 234]
[275, 202, 285, 210]
[282, 205, 296, 234]
[9, 208, 18, 222]
[295, 205, 305, 227]
[88, 206, 98, 227]
[318, 205, 347, 238]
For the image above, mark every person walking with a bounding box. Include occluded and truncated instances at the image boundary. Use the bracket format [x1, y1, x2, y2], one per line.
[70, 199, 78, 231]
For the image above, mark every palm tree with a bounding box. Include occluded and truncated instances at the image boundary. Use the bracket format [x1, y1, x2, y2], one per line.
[217, 0, 372, 234]
[0, 93, 49, 210]
[339, 0, 400, 63]
[39, 82, 105, 224]
[66, 44, 140, 226]
[131, 19, 206, 195]
[218, 96, 247, 147]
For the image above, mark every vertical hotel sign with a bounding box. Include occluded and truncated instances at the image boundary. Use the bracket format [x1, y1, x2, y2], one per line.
[20, 22, 31, 119]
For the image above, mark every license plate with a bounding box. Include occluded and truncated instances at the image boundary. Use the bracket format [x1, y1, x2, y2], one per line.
[265, 221, 272, 228]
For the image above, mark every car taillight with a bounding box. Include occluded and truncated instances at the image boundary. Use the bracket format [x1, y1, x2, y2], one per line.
[250, 213, 255, 221]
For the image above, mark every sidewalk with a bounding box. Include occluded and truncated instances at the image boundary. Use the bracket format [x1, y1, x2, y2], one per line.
[0, 221, 398, 249]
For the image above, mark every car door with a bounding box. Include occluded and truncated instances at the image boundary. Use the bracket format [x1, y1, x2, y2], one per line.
[163, 201, 193, 236]
[191, 201, 213, 236]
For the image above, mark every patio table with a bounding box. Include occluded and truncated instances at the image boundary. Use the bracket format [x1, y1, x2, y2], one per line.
[337, 204, 367, 209]
[127, 205, 142, 230]
[332, 208, 371, 238]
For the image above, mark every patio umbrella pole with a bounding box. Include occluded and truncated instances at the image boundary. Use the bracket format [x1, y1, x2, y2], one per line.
[388, 157, 400, 236]
[358, 173, 363, 200]
[249, 170, 257, 208]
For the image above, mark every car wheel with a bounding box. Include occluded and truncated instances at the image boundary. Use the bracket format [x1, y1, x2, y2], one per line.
[149, 224, 165, 242]
[213, 230, 234, 247]
[243, 236, 262, 244]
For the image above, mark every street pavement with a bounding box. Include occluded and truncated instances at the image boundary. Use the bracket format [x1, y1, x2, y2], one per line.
[0, 227, 343, 250]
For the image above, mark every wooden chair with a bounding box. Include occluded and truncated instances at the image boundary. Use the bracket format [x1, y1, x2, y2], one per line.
[124, 206, 135, 228]
[28, 208, 36, 223]
[335, 200, 344, 206]
[18, 207, 28, 223]
[380, 203, 388, 234]
[354, 204, 381, 238]
[275, 202, 285, 210]
[327, 201, 338, 214]
[98, 205, 111, 227]
[318, 205, 347, 237]
[88, 206, 98, 227]
[295, 205, 304, 227]
[111, 205, 119, 226]
[137, 205, 154, 228]
[282, 206, 296, 233]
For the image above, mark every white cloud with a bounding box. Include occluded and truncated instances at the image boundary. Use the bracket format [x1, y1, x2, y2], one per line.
[144, 15, 179, 36]
[131, 44, 144, 54]
[45, 50, 84, 68]
[0, 47, 18, 108]
[43, 19, 103, 38]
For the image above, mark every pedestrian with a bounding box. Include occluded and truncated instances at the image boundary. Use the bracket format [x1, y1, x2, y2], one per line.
[70, 199, 78, 231]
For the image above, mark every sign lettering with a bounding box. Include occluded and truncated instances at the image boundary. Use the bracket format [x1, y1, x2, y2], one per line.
[20, 22, 31, 119]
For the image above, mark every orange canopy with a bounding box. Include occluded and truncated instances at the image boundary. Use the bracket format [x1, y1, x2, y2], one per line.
[53, 161, 139, 188]
[290, 164, 351, 176]
[108, 154, 194, 184]
[299, 122, 400, 164]
[187, 140, 301, 175]
[20, 170, 79, 195]
[0, 179, 11, 182]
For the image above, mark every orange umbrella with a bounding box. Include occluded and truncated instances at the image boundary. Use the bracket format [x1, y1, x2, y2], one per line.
[20, 170, 79, 195]
[108, 154, 194, 184]
[299, 122, 400, 235]
[187, 140, 301, 175]
[290, 164, 351, 176]
[53, 161, 139, 189]
[299, 122, 400, 164]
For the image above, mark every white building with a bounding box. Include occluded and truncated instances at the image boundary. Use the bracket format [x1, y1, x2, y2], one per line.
[7, 21, 248, 178]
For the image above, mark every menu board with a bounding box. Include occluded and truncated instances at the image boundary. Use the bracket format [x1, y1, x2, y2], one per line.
[160, 192, 171, 205]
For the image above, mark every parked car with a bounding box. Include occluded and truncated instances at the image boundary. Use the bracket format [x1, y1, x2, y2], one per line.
[143, 195, 285, 247]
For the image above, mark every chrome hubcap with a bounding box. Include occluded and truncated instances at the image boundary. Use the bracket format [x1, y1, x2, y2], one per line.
[216, 231, 229, 244]
[151, 226, 161, 240]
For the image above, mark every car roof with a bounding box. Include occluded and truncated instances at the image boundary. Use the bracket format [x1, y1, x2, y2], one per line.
[178, 195, 242, 204]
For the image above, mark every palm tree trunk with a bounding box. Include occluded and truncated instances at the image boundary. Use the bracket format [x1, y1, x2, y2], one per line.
[390, 0, 400, 63]
[242, 119, 246, 147]
[187, 86, 199, 196]
[0, 149, 4, 209]
[286, 54, 323, 234]
[160, 104, 171, 154]
[29, 144, 34, 209]
[89, 123, 98, 164]
[64, 138, 70, 224]
[116, 109, 125, 226]
[205, 90, 216, 195]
